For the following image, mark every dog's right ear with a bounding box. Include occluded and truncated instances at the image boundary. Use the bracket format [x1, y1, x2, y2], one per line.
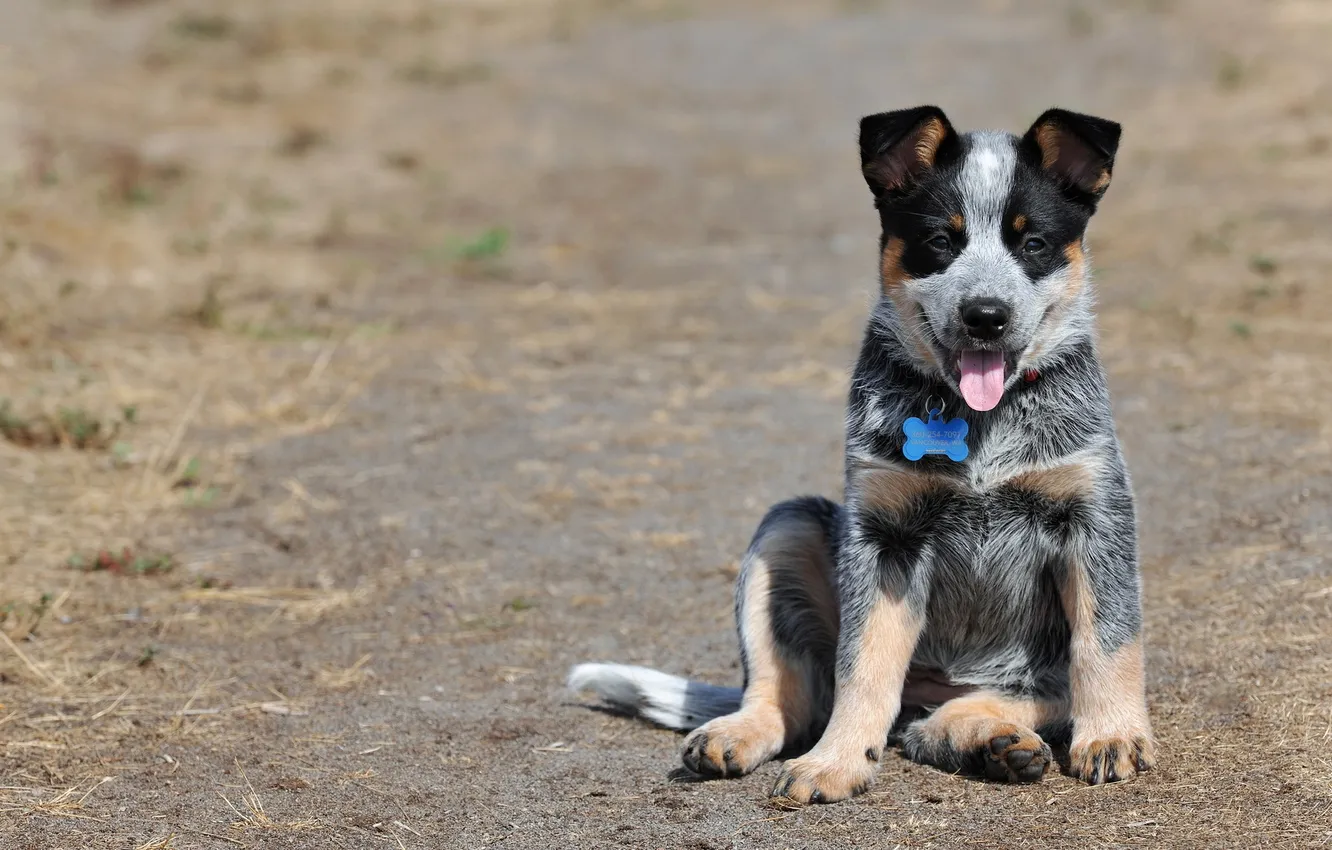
[859, 106, 959, 199]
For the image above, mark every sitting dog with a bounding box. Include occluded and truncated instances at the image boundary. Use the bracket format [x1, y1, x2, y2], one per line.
[569, 106, 1154, 804]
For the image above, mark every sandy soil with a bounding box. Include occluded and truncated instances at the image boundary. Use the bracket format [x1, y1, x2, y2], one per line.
[1, 0, 1330, 847]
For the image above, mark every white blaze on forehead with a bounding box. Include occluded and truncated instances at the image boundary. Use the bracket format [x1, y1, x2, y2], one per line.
[959, 132, 1017, 232]
[934, 131, 1027, 312]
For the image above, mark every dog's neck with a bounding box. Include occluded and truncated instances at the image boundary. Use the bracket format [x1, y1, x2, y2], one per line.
[845, 313, 1113, 475]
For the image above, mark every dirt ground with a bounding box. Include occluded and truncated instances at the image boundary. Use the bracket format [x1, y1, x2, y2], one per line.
[1, 0, 1330, 847]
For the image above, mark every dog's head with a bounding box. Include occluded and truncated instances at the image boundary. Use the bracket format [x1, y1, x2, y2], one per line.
[859, 106, 1120, 412]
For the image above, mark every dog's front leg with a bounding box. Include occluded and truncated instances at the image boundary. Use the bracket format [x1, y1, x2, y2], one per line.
[770, 549, 923, 804]
[1060, 519, 1156, 784]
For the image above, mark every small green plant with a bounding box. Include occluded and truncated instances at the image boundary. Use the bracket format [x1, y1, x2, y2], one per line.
[58, 408, 102, 447]
[175, 457, 202, 488]
[276, 126, 327, 158]
[1249, 254, 1278, 276]
[503, 597, 536, 613]
[0, 399, 26, 442]
[0, 401, 122, 449]
[171, 234, 211, 256]
[1229, 320, 1252, 338]
[350, 321, 397, 340]
[111, 441, 135, 468]
[382, 151, 420, 171]
[173, 13, 233, 40]
[137, 645, 159, 667]
[1190, 226, 1233, 256]
[70, 547, 175, 576]
[124, 184, 156, 206]
[194, 282, 224, 328]
[455, 227, 510, 261]
[396, 60, 492, 88]
[1217, 54, 1244, 91]
[0, 592, 54, 641]
[423, 227, 511, 271]
[184, 486, 221, 508]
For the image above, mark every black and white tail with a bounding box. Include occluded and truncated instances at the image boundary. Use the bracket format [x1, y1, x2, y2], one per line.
[566, 663, 741, 732]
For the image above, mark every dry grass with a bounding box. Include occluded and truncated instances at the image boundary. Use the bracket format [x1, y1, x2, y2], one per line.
[221, 762, 321, 833]
[1, 7, 702, 835]
[0, 777, 114, 821]
[316, 653, 375, 691]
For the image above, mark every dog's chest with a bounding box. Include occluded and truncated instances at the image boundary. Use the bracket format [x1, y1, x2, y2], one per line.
[922, 476, 1068, 576]
[904, 482, 1073, 690]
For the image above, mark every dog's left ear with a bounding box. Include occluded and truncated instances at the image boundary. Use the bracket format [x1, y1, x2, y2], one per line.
[1021, 108, 1121, 204]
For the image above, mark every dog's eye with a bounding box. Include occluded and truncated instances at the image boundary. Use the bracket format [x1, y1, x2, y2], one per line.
[1022, 237, 1047, 254]
[927, 234, 951, 252]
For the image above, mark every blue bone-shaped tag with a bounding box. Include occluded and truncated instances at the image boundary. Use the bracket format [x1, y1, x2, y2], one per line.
[902, 409, 969, 462]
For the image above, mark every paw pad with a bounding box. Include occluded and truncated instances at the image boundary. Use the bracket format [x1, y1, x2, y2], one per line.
[983, 730, 1051, 783]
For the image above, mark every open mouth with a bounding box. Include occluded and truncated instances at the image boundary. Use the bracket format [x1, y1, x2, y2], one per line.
[915, 309, 1019, 412]
[956, 350, 1008, 411]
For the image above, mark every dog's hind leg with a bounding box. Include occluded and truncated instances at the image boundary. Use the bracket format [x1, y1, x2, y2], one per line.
[681, 497, 840, 778]
[900, 691, 1066, 783]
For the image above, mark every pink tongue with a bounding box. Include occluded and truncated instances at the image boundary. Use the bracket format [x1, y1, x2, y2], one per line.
[959, 350, 1006, 411]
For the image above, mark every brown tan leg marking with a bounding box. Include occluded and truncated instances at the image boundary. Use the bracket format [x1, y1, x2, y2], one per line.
[1062, 562, 1156, 784]
[770, 596, 922, 804]
[682, 528, 831, 778]
[910, 691, 1064, 783]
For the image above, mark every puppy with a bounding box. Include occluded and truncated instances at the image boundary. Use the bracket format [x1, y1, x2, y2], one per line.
[569, 106, 1154, 804]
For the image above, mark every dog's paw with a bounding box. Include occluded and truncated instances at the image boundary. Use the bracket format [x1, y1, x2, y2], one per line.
[983, 726, 1052, 783]
[1068, 735, 1155, 785]
[769, 750, 876, 804]
[681, 709, 784, 778]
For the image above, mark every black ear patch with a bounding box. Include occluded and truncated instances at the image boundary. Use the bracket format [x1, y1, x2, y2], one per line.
[1021, 109, 1122, 205]
[859, 106, 960, 199]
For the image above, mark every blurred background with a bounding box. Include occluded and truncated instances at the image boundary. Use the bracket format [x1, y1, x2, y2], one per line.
[1, 1, 1329, 847]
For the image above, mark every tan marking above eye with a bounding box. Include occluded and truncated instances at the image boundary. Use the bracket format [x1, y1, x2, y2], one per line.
[1013, 213, 1027, 231]
[949, 214, 964, 231]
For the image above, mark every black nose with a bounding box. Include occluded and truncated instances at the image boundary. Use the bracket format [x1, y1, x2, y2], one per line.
[960, 298, 1011, 341]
